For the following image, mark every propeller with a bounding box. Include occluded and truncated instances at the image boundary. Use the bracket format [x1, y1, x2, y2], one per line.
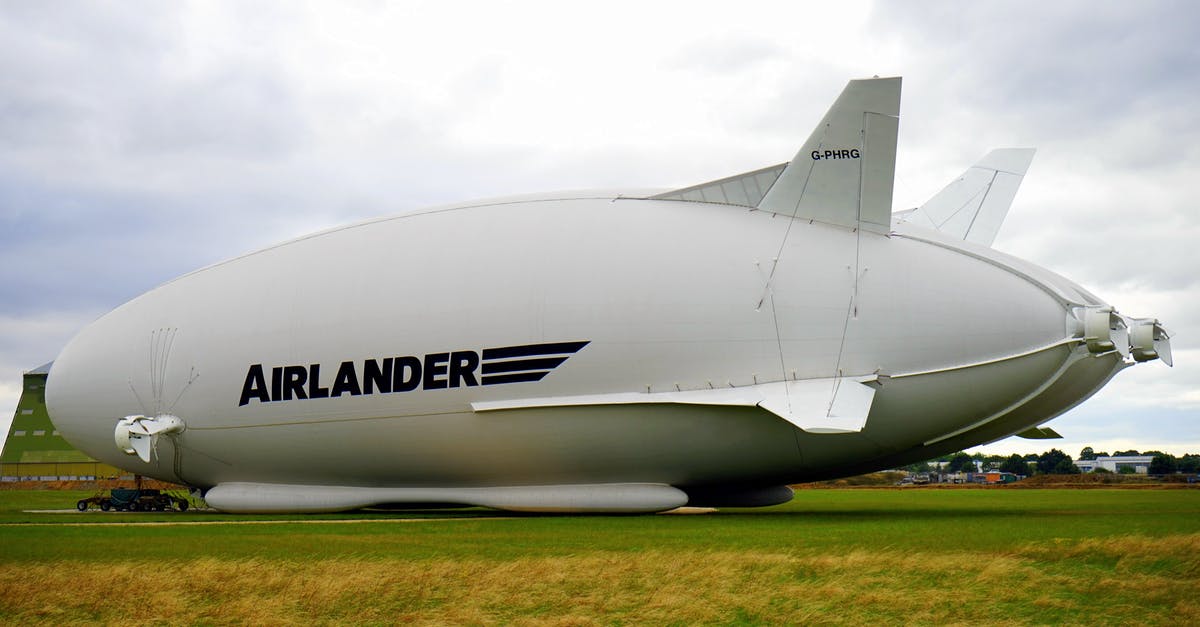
[115, 414, 185, 462]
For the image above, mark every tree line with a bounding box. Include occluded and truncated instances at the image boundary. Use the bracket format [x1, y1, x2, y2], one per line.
[902, 448, 1200, 476]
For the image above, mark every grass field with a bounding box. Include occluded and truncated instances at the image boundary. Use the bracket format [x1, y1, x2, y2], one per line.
[1, 488, 1197, 624]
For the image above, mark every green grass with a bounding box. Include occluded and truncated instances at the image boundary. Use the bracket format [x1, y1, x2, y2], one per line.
[2, 489, 1196, 560]
[1, 488, 1198, 624]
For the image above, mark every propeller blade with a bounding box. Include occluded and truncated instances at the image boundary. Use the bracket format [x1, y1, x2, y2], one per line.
[129, 433, 153, 463]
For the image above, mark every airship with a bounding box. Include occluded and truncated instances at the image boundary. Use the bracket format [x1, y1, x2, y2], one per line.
[45, 77, 1172, 513]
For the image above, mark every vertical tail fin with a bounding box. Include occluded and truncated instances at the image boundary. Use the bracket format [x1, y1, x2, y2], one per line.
[899, 148, 1036, 246]
[757, 77, 901, 234]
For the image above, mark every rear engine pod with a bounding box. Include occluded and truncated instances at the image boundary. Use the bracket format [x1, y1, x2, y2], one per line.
[1127, 318, 1173, 365]
[1083, 307, 1129, 357]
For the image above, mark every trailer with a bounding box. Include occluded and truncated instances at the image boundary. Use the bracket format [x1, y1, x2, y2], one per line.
[76, 488, 189, 512]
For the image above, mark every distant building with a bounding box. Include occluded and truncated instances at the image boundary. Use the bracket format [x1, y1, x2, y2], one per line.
[976, 471, 1020, 484]
[2, 363, 125, 481]
[1073, 455, 1155, 474]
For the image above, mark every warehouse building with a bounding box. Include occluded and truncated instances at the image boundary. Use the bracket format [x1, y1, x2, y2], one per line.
[1073, 455, 1155, 474]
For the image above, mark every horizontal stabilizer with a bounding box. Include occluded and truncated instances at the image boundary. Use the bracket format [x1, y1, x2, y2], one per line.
[1015, 425, 1062, 440]
[900, 148, 1035, 246]
[755, 377, 877, 433]
[758, 77, 901, 233]
[651, 163, 787, 207]
[472, 375, 878, 434]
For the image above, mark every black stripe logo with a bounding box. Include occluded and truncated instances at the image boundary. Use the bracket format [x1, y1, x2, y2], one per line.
[481, 341, 590, 386]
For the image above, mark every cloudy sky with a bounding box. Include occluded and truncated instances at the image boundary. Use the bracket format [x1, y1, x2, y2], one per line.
[2, 1, 1197, 459]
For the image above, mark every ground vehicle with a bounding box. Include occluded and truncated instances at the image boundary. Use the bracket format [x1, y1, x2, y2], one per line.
[75, 488, 189, 512]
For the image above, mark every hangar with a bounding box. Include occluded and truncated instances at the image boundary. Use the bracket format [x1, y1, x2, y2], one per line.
[1, 363, 124, 481]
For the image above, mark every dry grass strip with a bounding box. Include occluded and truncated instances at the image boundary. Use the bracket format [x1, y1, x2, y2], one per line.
[2, 534, 1197, 625]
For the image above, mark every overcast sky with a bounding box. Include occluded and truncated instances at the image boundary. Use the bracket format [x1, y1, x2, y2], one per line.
[2, 1, 1197, 459]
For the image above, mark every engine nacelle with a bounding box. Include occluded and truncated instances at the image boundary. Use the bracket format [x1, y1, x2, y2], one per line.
[1128, 318, 1173, 366]
[114, 414, 186, 462]
[1083, 307, 1129, 357]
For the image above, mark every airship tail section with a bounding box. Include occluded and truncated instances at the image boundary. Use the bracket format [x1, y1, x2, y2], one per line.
[899, 147, 1036, 246]
[758, 76, 901, 234]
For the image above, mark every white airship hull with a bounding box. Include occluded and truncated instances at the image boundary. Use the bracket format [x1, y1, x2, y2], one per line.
[46, 196, 1119, 503]
[44, 77, 1164, 513]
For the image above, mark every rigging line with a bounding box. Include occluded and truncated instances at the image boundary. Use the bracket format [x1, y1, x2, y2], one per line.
[759, 132, 822, 381]
[768, 294, 789, 413]
[963, 170, 1000, 240]
[763, 121, 830, 379]
[153, 329, 162, 411]
[853, 114, 869, 317]
[150, 330, 158, 413]
[165, 368, 198, 414]
[761, 126, 825, 372]
[156, 330, 165, 414]
[932, 186, 986, 229]
[157, 329, 168, 412]
[830, 115, 869, 407]
[128, 379, 149, 416]
[828, 293, 856, 410]
[764, 175, 802, 381]
[149, 330, 160, 415]
[160, 328, 178, 413]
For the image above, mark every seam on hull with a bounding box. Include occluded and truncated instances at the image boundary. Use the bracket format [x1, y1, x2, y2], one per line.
[922, 345, 1087, 446]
